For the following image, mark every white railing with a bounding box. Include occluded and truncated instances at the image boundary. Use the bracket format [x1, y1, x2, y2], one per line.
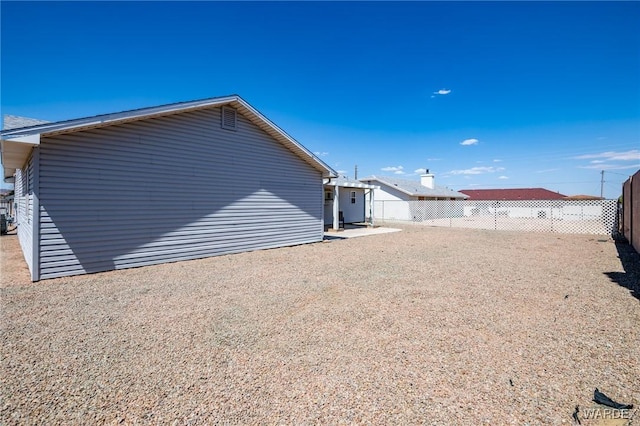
[373, 199, 618, 235]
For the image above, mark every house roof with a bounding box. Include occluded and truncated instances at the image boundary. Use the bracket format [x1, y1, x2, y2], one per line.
[563, 194, 604, 200]
[1, 95, 337, 180]
[3, 115, 50, 130]
[459, 188, 567, 200]
[360, 175, 468, 199]
[324, 175, 378, 189]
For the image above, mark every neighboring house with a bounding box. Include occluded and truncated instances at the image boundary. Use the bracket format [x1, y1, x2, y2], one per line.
[361, 172, 468, 201]
[0, 189, 14, 218]
[1, 95, 336, 281]
[323, 175, 377, 228]
[459, 188, 567, 200]
[459, 188, 607, 221]
[360, 172, 468, 221]
[563, 194, 604, 201]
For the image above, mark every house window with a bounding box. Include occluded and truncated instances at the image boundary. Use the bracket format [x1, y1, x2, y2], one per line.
[221, 106, 237, 131]
[350, 191, 356, 204]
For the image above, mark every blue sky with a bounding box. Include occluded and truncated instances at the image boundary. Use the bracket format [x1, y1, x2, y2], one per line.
[1, 1, 638, 198]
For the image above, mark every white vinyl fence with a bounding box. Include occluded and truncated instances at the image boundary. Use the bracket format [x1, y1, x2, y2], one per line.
[373, 199, 618, 235]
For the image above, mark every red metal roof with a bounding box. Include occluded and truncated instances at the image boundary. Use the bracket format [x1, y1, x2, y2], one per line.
[459, 188, 567, 200]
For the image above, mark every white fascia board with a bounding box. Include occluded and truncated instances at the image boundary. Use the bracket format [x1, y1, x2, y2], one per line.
[1, 134, 41, 179]
[1, 133, 41, 145]
[325, 181, 378, 189]
[366, 178, 416, 196]
[234, 98, 337, 178]
[0, 96, 240, 139]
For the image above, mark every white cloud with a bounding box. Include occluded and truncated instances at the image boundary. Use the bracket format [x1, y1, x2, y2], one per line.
[573, 149, 640, 171]
[413, 168, 436, 175]
[460, 138, 479, 146]
[579, 163, 639, 171]
[433, 89, 451, 95]
[381, 166, 404, 172]
[573, 150, 640, 161]
[498, 175, 509, 180]
[449, 166, 505, 175]
[313, 151, 329, 157]
[535, 168, 561, 173]
[493, 159, 502, 163]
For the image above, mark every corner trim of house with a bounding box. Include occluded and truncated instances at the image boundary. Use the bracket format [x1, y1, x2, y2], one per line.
[31, 147, 40, 282]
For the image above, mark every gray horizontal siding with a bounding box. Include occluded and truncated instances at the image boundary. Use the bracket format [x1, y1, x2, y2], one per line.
[15, 156, 34, 276]
[38, 107, 323, 279]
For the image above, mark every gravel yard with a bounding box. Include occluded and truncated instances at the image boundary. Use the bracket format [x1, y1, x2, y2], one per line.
[1, 225, 639, 425]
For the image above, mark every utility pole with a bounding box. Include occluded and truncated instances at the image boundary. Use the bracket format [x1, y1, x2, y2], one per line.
[600, 170, 604, 198]
[354, 165, 358, 180]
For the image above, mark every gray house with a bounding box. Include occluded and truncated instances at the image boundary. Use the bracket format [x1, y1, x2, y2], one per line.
[1, 95, 336, 281]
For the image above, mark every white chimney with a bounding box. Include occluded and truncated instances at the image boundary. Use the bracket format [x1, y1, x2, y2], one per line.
[420, 170, 435, 189]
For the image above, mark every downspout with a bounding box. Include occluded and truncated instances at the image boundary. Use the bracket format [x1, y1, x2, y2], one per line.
[322, 177, 335, 185]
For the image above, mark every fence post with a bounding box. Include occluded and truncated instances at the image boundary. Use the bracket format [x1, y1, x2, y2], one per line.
[450, 200, 453, 228]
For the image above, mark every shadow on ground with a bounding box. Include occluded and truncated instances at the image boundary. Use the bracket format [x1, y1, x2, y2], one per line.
[605, 238, 640, 301]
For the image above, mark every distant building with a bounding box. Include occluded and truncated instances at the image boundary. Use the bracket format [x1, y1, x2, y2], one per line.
[459, 187, 607, 223]
[359, 172, 467, 221]
[361, 172, 468, 202]
[459, 188, 566, 200]
[563, 194, 604, 201]
[0, 189, 14, 218]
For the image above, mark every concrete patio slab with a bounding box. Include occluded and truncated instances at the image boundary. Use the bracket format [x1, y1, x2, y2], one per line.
[323, 225, 402, 240]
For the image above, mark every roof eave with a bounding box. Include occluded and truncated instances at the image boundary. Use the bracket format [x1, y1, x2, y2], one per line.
[361, 177, 416, 196]
[325, 181, 378, 189]
[230, 98, 336, 178]
[0, 95, 242, 139]
[1, 134, 41, 180]
[0, 95, 337, 179]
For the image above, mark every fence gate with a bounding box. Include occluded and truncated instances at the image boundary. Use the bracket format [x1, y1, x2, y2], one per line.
[373, 199, 618, 235]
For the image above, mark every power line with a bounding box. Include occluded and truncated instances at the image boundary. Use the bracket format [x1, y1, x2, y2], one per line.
[605, 170, 634, 177]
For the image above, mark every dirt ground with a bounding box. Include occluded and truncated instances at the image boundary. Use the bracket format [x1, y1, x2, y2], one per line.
[1, 225, 639, 425]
